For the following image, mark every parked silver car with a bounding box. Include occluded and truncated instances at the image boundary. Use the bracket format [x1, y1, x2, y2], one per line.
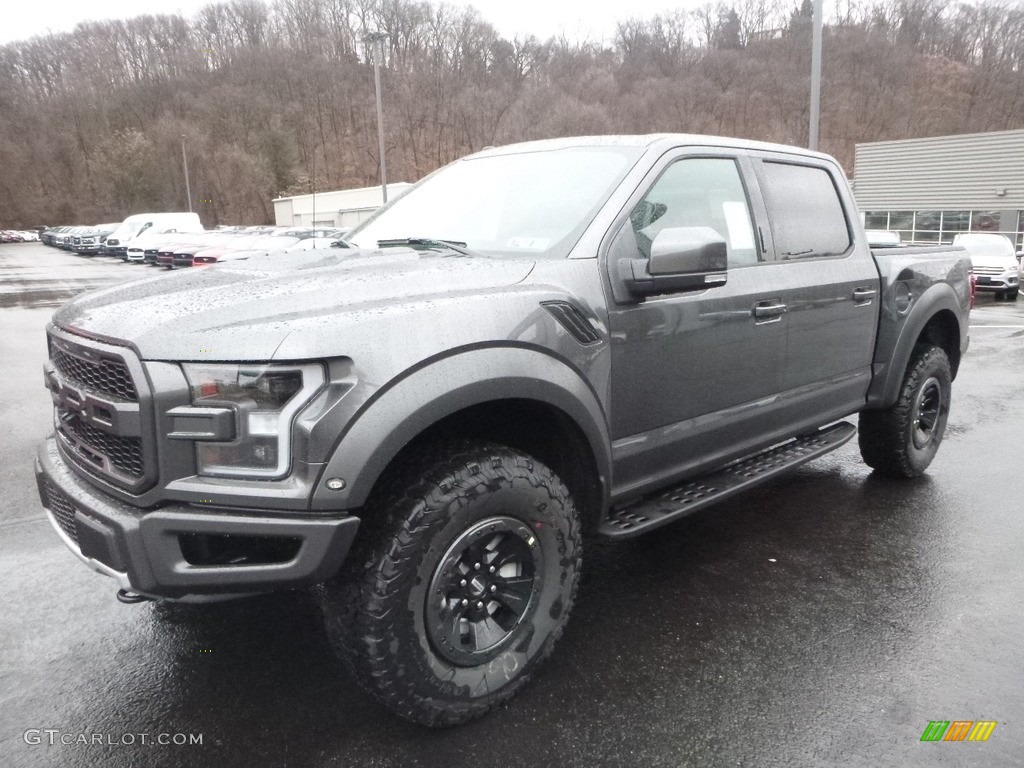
[953, 233, 1019, 300]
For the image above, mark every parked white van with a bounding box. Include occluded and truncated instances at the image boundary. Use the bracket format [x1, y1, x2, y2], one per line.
[102, 213, 203, 258]
[953, 233, 1019, 300]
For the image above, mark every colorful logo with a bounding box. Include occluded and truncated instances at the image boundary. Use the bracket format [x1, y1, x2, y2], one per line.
[920, 721, 997, 742]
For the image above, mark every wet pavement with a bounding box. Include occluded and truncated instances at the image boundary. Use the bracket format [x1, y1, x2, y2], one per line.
[0, 243, 137, 309]
[1, 241, 1021, 767]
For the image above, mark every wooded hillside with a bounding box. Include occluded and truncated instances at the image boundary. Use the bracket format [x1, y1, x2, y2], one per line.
[1, 0, 1022, 226]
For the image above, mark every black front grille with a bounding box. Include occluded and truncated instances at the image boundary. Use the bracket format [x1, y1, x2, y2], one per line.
[44, 480, 80, 543]
[48, 330, 155, 492]
[51, 347, 138, 402]
[59, 412, 144, 478]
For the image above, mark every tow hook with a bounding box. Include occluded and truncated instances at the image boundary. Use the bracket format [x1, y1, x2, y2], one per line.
[116, 588, 152, 604]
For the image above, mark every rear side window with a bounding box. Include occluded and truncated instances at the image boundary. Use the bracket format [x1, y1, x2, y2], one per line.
[760, 161, 851, 258]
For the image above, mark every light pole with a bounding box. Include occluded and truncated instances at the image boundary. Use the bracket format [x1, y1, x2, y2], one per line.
[365, 32, 388, 204]
[809, 0, 823, 151]
[180, 135, 193, 212]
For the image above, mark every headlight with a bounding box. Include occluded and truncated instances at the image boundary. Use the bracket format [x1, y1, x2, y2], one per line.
[182, 362, 325, 478]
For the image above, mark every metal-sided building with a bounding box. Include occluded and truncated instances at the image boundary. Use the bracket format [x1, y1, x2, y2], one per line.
[853, 128, 1024, 250]
[272, 183, 412, 229]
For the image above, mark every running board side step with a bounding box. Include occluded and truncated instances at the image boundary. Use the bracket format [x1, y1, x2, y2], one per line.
[600, 421, 857, 539]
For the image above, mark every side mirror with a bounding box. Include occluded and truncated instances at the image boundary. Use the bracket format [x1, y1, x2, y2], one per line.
[623, 226, 728, 296]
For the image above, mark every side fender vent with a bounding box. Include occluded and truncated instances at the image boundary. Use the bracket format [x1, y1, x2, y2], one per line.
[541, 301, 601, 345]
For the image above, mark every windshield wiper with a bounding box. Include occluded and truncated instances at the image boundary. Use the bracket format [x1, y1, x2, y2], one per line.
[377, 237, 471, 256]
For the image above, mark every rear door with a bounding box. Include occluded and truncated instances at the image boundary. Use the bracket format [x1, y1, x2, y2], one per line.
[747, 153, 879, 422]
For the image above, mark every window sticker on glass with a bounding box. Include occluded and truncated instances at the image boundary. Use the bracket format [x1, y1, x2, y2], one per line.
[722, 201, 755, 250]
[506, 237, 551, 250]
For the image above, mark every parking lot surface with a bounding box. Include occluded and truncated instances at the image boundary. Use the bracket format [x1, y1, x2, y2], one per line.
[1, 242, 1021, 767]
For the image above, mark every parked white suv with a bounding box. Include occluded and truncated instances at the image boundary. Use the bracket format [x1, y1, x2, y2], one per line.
[953, 233, 1019, 300]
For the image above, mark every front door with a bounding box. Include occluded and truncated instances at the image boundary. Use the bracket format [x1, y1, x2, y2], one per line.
[606, 151, 788, 498]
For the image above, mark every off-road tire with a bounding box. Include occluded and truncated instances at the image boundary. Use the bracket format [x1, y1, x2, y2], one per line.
[321, 442, 582, 727]
[858, 343, 951, 478]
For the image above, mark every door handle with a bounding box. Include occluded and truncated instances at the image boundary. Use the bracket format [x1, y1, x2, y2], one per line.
[753, 302, 787, 319]
[853, 287, 877, 303]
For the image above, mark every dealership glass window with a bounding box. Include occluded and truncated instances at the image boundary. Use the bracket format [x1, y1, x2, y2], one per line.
[864, 212, 889, 229]
[971, 211, 1000, 232]
[915, 211, 941, 231]
[937, 211, 970, 244]
[885, 211, 914, 242]
[942, 211, 971, 232]
[887, 211, 914, 230]
[858, 209, 1022, 245]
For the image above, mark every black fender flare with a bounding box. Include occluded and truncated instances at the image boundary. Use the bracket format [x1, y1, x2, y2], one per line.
[865, 282, 966, 409]
[310, 346, 611, 513]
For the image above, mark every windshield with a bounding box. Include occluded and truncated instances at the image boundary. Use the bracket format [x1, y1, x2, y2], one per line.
[109, 221, 150, 241]
[954, 233, 1014, 260]
[347, 145, 643, 259]
[108, 222, 137, 240]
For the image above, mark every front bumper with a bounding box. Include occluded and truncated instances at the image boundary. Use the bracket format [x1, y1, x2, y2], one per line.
[36, 437, 359, 601]
[973, 274, 1018, 292]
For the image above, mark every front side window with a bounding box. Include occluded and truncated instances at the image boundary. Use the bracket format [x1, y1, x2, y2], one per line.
[759, 161, 851, 258]
[625, 157, 758, 268]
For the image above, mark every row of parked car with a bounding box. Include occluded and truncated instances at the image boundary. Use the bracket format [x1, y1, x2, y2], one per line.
[2, 229, 41, 242]
[40, 212, 351, 269]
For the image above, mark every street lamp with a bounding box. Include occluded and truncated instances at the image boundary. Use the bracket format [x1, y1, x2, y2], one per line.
[809, 0, 823, 151]
[180, 134, 193, 212]
[365, 32, 388, 204]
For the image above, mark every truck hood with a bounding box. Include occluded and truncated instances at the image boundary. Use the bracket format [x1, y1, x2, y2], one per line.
[969, 252, 1017, 270]
[53, 249, 536, 360]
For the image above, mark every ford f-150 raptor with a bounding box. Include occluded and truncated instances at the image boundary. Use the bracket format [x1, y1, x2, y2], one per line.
[36, 134, 971, 726]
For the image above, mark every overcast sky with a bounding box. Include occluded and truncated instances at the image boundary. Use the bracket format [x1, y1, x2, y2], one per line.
[0, 0, 697, 46]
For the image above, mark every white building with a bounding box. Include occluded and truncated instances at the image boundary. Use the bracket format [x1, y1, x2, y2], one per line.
[854, 129, 1024, 248]
[272, 183, 413, 229]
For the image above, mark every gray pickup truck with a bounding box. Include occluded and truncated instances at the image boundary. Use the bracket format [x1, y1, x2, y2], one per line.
[36, 135, 971, 726]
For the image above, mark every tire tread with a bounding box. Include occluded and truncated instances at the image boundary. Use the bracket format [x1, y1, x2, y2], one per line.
[321, 440, 581, 727]
[858, 343, 951, 478]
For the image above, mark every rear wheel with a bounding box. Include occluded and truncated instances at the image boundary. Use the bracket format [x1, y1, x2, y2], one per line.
[858, 344, 951, 478]
[321, 442, 582, 727]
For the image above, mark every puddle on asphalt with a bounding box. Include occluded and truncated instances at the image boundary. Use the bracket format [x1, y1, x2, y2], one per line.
[0, 289, 78, 308]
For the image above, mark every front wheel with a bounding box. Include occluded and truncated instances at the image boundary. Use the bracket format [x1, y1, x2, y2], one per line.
[858, 344, 952, 478]
[321, 442, 582, 726]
